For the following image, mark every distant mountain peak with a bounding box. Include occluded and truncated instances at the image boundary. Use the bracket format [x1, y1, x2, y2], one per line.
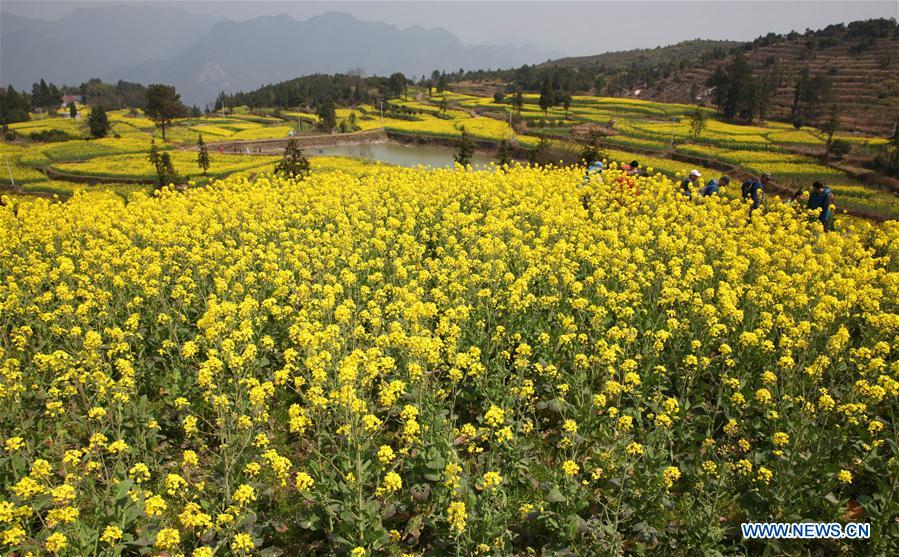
[1, 4, 552, 105]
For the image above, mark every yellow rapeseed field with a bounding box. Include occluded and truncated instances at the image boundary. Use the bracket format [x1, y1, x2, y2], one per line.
[0, 164, 897, 556]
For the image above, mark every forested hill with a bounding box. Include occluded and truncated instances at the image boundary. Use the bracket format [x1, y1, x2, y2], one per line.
[636, 19, 899, 133]
[452, 19, 899, 134]
[543, 40, 741, 71]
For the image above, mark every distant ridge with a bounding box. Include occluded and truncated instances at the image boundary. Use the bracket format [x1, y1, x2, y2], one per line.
[1, 7, 551, 106]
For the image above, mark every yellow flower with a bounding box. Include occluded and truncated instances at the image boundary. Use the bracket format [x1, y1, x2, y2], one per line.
[479, 471, 503, 491]
[484, 404, 505, 427]
[626, 442, 643, 456]
[231, 532, 254, 553]
[377, 445, 396, 464]
[154, 528, 180, 550]
[232, 484, 256, 506]
[838, 470, 853, 484]
[772, 432, 790, 447]
[100, 525, 123, 544]
[382, 472, 403, 494]
[45, 531, 68, 552]
[144, 494, 167, 517]
[447, 501, 467, 533]
[4, 437, 24, 452]
[561, 460, 580, 477]
[295, 471, 315, 491]
[662, 466, 681, 489]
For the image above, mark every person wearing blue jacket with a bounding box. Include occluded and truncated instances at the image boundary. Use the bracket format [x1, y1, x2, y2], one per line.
[741, 173, 767, 216]
[807, 180, 835, 230]
[701, 175, 730, 196]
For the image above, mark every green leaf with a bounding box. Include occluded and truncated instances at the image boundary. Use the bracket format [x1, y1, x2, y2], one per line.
[546, 487, 566, 503]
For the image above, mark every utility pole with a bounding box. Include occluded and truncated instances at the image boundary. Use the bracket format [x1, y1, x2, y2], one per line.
[670, 116, 676, 147]
[6, 159, 17, 192]
[379, 100, 384, 128]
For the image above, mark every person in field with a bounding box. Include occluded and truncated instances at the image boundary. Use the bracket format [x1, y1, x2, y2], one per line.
[580, 161, 603, 210]
[582, 161, 604, 186]
[741, 173, 766, 215]
[624, 160, 641, 176]
[700, 175, 730, 196]
[807, 181, 835, 230]
[681, 169, 701, 199]
[787, 188, 804, 206]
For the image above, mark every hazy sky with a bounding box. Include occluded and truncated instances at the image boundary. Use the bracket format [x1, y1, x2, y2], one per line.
[4, 1, 897, 56]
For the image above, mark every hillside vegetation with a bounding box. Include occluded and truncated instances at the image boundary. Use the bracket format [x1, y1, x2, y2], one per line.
[640, 20, 899, 134]
[451, 19, 899, 134]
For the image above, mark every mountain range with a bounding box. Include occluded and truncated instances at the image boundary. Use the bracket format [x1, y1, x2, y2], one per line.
[0, 6, 552, 106]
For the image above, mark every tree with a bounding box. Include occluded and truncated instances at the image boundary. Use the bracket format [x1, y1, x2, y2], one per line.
[821, 106, 840, 160]
[1, 86, 31, 130]
[274, 139, 311, 180]
[454, 127, 475, 167]
[580, 131, 606, 166]
[528, 135, 551, 166]
[197, 134, 210, 176]
[148, 141, 179, 189]
[68, 102, 77, 119]
[145, 84, 187, 141]
[317, 99, 337, 132]
[496, 139, 512, 167]
[438, 97, 449, 118]
[829, 139, 851, 160]
[512, 91, 524, 115]
[874, 121, 899, 176]
[31, 79, 60, 111]
[387, 73, 407, 99]
[689, 108, 707, 138]
[561, 95, 572, 119]
[539, 78, 555, 117]
[791, 69, 833, 126]
[705, 52, 754, 120]
[87, 106, 110, 138]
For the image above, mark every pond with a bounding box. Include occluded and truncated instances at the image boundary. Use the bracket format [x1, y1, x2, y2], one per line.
[310, 141, 496, 168]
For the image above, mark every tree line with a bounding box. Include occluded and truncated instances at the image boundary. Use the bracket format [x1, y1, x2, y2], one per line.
[1, 78, 150, 131]
[215, 73, 412, 111]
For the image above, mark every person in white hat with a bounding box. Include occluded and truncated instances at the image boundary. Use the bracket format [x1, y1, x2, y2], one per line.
[681, 169, 701, 199]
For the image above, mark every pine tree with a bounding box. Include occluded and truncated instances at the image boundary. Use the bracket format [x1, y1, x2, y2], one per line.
[689, 108, 707, 138]
[539, 78, 555, 117]
[821, 106, 842, 160]
[513, 91, 524, 115]
[496, 139, 512, 167]
[317, 99, 337, 132]
[145, 84, 188, 141]
[454, 127, 475, 166]
[529, 136, 551, 166]
[274, 139, 311, 180]
[157, 153, 179, 189]
[561, 95, 572, 119]
[88, 106, 110, 138]
[197, 134, 210, 176]
[148, 141, 178, 189]
[580, 132, 606, 166]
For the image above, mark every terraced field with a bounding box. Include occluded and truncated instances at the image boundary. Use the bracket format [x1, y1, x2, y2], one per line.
[424, 90, 898, 220]
[3, 92, 896, 221]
